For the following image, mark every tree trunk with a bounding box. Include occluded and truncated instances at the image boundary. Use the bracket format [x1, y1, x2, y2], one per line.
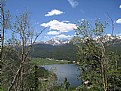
[101, 60, 107, 91]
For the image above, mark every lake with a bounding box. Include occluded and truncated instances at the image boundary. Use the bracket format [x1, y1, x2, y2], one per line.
[42, 64, 81, 87]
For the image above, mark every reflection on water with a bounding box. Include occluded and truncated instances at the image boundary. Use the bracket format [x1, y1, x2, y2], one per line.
[42, 64, 81, 87]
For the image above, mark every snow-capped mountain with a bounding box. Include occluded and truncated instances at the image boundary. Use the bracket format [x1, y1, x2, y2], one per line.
[34, 34, 121, 46]
[94, 34, 121, 43]
[70, 34, 121, 45]
[45, 38, 70, 45]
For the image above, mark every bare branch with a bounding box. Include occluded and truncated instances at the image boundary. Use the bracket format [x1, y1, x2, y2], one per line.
[106, 13, 115, 36]
[7, 26, 46, 91]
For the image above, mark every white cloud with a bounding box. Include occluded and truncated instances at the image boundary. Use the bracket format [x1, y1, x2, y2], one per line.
[62, 20, 70, 23]
[41, 20, 77, 32]
[47, 31, 60, 35]
[116, 19, 121, 24]
[45, 9, 64, 16]
[55, 34, 72, 39]
[67, 0, 79, 8]
[119, 5, 121, 8]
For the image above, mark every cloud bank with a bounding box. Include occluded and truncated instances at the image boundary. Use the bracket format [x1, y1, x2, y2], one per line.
[67, 0, 79, 8]
[41, 20, 77, 32]
[45, 9, 64, 16]
[47, 31, 60, 35]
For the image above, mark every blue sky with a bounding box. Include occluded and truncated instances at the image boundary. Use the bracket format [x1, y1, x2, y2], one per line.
[5, 0, 121, 41]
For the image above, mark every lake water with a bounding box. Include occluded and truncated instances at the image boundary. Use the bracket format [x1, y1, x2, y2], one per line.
[42, 64, 81, 87]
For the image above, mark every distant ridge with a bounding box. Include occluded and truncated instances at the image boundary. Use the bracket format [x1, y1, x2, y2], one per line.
[31, 35, 121, 61]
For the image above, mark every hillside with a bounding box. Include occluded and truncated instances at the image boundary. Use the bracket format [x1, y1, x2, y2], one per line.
[30, 43, 77, 61]
[105, 38, 121, 55]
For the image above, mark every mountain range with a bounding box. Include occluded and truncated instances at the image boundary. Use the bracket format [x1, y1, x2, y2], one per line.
[34, 38, 70, 46]
[31, 35, 121, 61]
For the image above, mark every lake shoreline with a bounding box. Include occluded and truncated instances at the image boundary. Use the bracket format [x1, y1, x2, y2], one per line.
[42, 64, 81, 87]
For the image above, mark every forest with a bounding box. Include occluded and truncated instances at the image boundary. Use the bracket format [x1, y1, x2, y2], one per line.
[0, 0, 121, 91]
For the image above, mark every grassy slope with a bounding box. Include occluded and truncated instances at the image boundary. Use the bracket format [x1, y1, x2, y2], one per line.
[30, 58, 69, 66]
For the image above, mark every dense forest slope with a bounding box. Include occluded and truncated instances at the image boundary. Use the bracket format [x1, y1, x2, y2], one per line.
[30, 43, 77, 61]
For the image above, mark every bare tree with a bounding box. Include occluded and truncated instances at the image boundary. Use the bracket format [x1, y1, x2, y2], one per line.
[0, 1, 10, 90]
[7, 12, 46, 91]
[106, 13, 115, 36]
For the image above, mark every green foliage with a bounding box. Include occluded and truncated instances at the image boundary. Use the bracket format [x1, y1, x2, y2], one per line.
[2, 46, 53, 91]
[0, 86, 4, 91]
[1, 1, 121, 90]
[74, 19, 121, 91]
[63, 77, 70, 90]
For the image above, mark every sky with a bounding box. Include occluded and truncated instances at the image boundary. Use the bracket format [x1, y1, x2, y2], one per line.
[4, 0, 121, 41]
